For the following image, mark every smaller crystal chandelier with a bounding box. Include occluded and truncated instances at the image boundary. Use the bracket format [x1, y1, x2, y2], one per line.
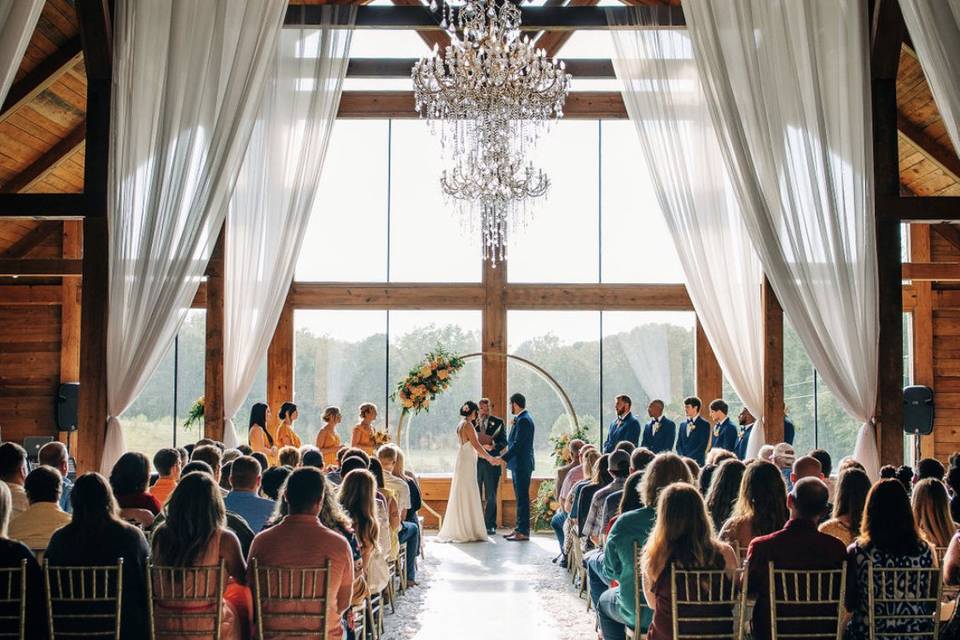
[412, 0, 572, 264]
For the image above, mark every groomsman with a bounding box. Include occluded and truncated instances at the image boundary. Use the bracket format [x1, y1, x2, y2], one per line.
[676, 396, 710, 466]
[734, 407, 755, 460]
[640, 399, 676, 454]
[602, 395, 642, 453]
[709, 399, 738, 452]
[475, 397, 507, 535]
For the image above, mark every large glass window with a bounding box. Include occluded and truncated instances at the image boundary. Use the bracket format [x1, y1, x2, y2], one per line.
[387, 311, 482, 473]
[294, 310, 388, 447]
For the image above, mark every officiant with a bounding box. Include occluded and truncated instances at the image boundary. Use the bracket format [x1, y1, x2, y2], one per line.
[476, 397, 507, 535]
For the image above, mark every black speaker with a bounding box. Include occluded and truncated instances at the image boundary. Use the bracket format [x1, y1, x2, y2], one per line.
[56, 382, 79, 432]
[903, 385, 934, 435]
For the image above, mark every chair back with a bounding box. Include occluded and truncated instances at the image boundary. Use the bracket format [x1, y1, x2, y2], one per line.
[43, 559, 124, 640]
[867, 565, 942, 640]
[768, 563, 846, 640]
[0, 560, 27, 640]
[669, 563, 747, 640]
[147, 560, 225, 640]
[253, 558, 331, 640]
[632, 542, 642, 631]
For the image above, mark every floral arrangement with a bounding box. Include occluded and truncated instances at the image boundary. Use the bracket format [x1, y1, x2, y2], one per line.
[184, 396, 204, 429]
[372, 429, 392, 446]
[391, 348, 465, 415]
[533, 480, 558, 532]
[549, 421, 593, 467]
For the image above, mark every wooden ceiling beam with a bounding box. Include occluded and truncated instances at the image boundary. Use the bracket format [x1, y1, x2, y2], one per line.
[390, 0, 451, 54]
[897, 113, 960, 185]
[0, 194, 88, 219]
[0, 121, 86, 194]
[0, 36, 82, 124]
[902, 261, 960, 281]
[337, 90, 629, 118]
[0, 222, 61, 259]
[934, 224, 960, 255]
[536, 0, 599, 59]
[882, 195, 960, 222]
[0, 258, 82, 277]
[0, 284, 63, 305]
[346, 57, 617, 78]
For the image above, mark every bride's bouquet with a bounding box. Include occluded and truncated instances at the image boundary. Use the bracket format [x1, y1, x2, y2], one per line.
[392, 348, 465, 415]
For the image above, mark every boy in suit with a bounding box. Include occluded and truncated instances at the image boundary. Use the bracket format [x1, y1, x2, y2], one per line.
[675, 396, 710, 466]
[709, 399, 738, 452]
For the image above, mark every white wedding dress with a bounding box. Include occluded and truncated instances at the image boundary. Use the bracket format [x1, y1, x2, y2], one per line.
[436, 421, 489, 543]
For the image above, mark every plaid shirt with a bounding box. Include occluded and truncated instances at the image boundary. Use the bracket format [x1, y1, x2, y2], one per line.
[582, 477, 627, 542]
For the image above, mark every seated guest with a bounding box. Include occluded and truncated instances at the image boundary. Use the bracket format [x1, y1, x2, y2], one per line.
[757, 444, 775, 463]
[274, 402, 303, 450]
[151, 473, 249, 640]
[9, 467, 70, 551]
[917, 457, 945, 482]
[732, 408, 755, 460]
[224, 456, 276, 533]
[641, 484, 739, 640]
[248, 403, 278, 466]
[944, 529, 960, 586]
[315, 406, 344, 467]
[601, 448, 655, 526]
[682, 457, 701, 481]
[557, 446, 598, 563]
[555, 439, 585, 513]
[809, 449, 835, 501]
[640, 400, 676, 455]
[219, 461, 234, 492]
[192, 446, 224, 478]
[705, 459, 745, 532]
[109, 451, 162, 516]
[150, 448, 181, 506]
[879, 464, 896, 480]
[261, 466, 292, 502]
[236, 445, 252, 457]
[719, 460, 788, 553]
[0, 443, 28, 518]
[250, 452, 269, 474]
[698, 463, 717, 496]
[604, 395, 641, 453]
[301, 448, 325, 470]
[676, 397, 710, 466]
[45, 473, 150, 640]
[896, 465, 915, 495]
[38, 442, 73, 514]
[912, 477, 958, 548]
[376, 445, 412, 518]
[179, 462, 256, 557]
[706, 449, 736, 466]
[791, 456, 830, 521]
[394, 448, 421, 525]
[819, 468, 871, 546]
[772, 443, 796, 491]
[371, 458, 418, 584]
[947, 464, 960, 523]
[577, 454, 612, 540]
[845, 479, 937, 640]
[708, 399, 737, 453]
[338, 469, 389, 594]
[597, 453, 693, 640]
[277, 446, 301, 469]
[247, 467, 354, 640]
[747, 477, 847, 640]
[584, 450, 630, 545]
[0, 482, 45, 639]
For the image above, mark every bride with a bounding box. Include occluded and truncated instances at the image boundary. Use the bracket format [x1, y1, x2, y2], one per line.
[436, 400, 499, 543]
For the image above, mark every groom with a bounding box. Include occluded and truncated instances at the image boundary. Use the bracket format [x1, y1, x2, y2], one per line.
[497, 392, 535, 542]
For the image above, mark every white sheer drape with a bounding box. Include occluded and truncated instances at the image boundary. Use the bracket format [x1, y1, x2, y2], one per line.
[608, 8, 766, 458]
[104, 0, 286, 473]
[899, 0, 960, 152]
[0, 0, 43, 103]
[222, 10, 355, 448]
[683, 0, 880, 478]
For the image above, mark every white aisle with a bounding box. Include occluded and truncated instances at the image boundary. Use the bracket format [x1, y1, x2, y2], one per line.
[384, 533, 597, 640]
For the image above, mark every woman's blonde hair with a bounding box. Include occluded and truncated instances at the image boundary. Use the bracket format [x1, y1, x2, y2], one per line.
[641, 483, 725, 581]
[323, 406, 341, 422]
[0, 481, 10, 538]
[359, 403, 377, 419]
[338, 469, 380, 552]
[640, 453, 694, 508]
[912, 478, 956, 548]
[581, 448, 600, 478]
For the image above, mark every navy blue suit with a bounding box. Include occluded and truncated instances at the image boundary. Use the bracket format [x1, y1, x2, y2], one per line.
[734, 424, 752, 460]
[711, 417, 738, 452]
[603, 412, 642, 453]
[676, 415, 710, 465]
[640, 417, 676, 454]
[501, 410, 535, 535]
[784, 417, 795, 445]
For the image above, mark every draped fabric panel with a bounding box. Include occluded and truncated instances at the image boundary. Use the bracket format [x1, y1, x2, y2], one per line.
[222, 9, 356, 448]
[103, 0, 286, 473]
[899, 0, 960, 153]
[0, 0, 43, 104]
[683, 0, 880, 478]
[608, 7, 766, 458]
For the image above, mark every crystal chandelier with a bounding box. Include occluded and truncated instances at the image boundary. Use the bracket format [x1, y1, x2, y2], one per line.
[412, 0, 572, 264]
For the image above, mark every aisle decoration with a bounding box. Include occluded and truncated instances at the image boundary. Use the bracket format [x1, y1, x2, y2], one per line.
[533, 480, 558, 532]
[549, 422, 593, 467]
[392, 348, 466, 416]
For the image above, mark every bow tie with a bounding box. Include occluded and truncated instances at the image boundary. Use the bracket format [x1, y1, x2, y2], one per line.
[652, 420, 660, 434]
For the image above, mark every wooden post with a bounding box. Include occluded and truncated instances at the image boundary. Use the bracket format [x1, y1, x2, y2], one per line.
[762, 277, 785, 444]
[204, 225, 226, 442]
[267, 291, 294, 434]
[74, 0, 112, 474]
[910, 224, 934, 460]
[695, 318, 722, 406]
[483, 258, 508, 527]
[59, 221, 81, 453]
[871, 0, 906, 467]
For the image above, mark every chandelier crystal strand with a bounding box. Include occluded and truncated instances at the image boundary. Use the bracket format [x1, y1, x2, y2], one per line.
[412, 0, 571, 265]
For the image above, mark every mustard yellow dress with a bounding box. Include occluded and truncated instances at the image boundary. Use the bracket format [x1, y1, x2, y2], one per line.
[315, 426, 342, 466]
[249, 425, 278, 467]
[352, 424, 376, 456]
[273, 422, 302, 449]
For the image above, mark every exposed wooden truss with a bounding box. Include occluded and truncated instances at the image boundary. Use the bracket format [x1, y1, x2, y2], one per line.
[0, 121, 85, 194]
[0, 36, 82, 123]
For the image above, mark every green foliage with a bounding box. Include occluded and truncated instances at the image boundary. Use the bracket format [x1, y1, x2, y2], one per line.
[533, 480, 558, 532]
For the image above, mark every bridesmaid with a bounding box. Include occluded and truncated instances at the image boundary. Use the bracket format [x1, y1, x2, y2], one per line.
[274, 402, 303, 450]
[248, 403, 278, 467]
[351, 403, 378, 455]
[315, 406, 343, 466]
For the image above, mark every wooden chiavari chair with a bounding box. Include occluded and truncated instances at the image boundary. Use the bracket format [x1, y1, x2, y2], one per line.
[0, 560, 27, 640]
[768, 564, 846, 640]
[147, 560, 225, 640]
[867, 565, 942, 640]
[625, 541, 642, 640]
[253, 559, 332, 640]
[669, 563, 748, 640]
[43, 559, 124, 640]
